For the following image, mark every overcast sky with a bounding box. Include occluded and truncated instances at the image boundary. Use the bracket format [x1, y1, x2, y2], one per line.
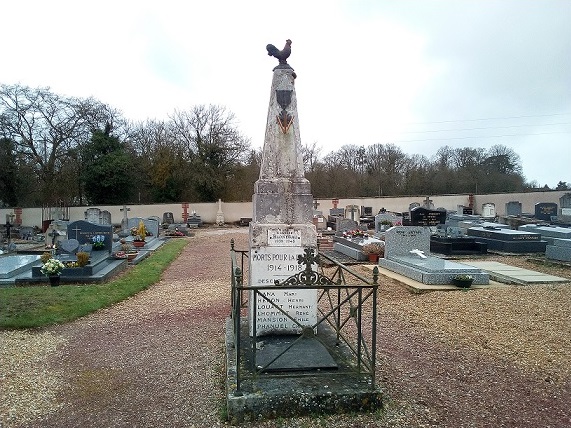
[4, 0, 570, 188]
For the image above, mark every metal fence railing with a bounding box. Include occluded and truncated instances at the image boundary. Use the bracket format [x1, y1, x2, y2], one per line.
[229, 239, 379, 396]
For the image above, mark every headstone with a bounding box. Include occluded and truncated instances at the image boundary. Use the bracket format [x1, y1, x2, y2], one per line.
[409, 202, 420, 211]
[337, 218, 358, 232]
[534, 202, 557, 222]
[127, 217, 144, 235]
[421, 196, 434, 210]
[558, 193, 571, 223]
[120, 205, 131, 230]
[560, 193, 571, 208]
[482, 203, 496, 218]
[100, 210, 112, 225]
[19, 226, 35, 240]
[505, 201, 522, 217]
[375, 212, 398, 233]
[383, 226, 431, 259]
[143, 218, 160, 238]
[163, 212, 175, 224]
[409, 207, 446, 226]
[249, 55, 317, 336]
[85, 207, 101, 224]
[67, 220, 113, 252]
[345, 205, 360, 221]
[187, 212, 202, 228]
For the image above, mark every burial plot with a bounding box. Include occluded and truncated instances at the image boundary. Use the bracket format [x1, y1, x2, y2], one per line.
[519, 224, 571, 245]
[378, 226, 488, 285]
[430, 224, 487, 256]
[545, 238, 571, 262]
[467, 226, 546, 253]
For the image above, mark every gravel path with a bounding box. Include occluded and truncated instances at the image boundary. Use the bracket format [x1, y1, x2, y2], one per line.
[1, 228, 570, 427]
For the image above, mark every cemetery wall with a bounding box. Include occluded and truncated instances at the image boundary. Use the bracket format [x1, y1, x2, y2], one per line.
[1, 190, 568, 228]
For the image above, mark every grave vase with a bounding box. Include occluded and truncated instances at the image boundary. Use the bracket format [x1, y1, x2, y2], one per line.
[368, 254, 379, 263]
[49, 275, 61, 287]
[452, 278, 473, 288]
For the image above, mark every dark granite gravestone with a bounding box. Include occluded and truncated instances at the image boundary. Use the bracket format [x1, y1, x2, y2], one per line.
[163, 212, 175, 225]
[535, 203, 557, 222]
[409, 207, 446, 226]
[67, 220, 113, 252]
[430, 235, 488, 255]
[467, 226, 547, 253]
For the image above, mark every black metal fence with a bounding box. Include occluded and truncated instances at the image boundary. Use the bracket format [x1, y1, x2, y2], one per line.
[229, 239, 379, 396]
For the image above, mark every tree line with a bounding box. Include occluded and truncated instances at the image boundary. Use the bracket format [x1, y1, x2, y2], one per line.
[0, 84, 568, 208]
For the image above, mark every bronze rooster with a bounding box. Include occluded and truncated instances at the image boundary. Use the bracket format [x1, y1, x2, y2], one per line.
[266, 39, 292, 65]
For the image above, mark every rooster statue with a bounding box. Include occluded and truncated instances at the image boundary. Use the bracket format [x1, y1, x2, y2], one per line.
[266, 39, 292, 65]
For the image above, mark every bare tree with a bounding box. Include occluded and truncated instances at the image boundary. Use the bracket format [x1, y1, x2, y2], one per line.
[0, 84, 117, 205]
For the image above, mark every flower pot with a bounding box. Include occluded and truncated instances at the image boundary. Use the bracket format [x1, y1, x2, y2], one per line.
[452, 278, 473, 288]
[368, 254, 379, 263]
[49, 275, 61, 287]
[127, 252, 137, 261]
[133, 241, 145, 248]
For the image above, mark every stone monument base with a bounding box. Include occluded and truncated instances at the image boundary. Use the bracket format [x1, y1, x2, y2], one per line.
[225, 318, 383, 423]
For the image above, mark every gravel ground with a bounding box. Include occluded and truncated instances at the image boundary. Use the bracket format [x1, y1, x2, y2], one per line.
[1, 228, 570, 427]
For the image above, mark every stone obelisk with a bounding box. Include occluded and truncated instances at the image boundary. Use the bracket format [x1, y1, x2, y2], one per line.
[249, 40, 318, 336]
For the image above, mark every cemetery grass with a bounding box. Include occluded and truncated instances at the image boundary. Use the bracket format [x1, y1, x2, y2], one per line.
[0, 239, 188, 330]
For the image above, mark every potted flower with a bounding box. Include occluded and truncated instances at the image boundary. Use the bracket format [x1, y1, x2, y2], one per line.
[133, 220, 147, 247]
[40, 257, 66, 286]
[452, 274, 473, 288]
[362, 242, 385, 262]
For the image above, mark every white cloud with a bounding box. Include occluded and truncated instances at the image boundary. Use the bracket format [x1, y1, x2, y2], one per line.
[3, 0, 570, 187]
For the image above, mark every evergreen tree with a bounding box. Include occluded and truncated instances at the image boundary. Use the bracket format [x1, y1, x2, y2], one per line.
[81, 125, 134, 204]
